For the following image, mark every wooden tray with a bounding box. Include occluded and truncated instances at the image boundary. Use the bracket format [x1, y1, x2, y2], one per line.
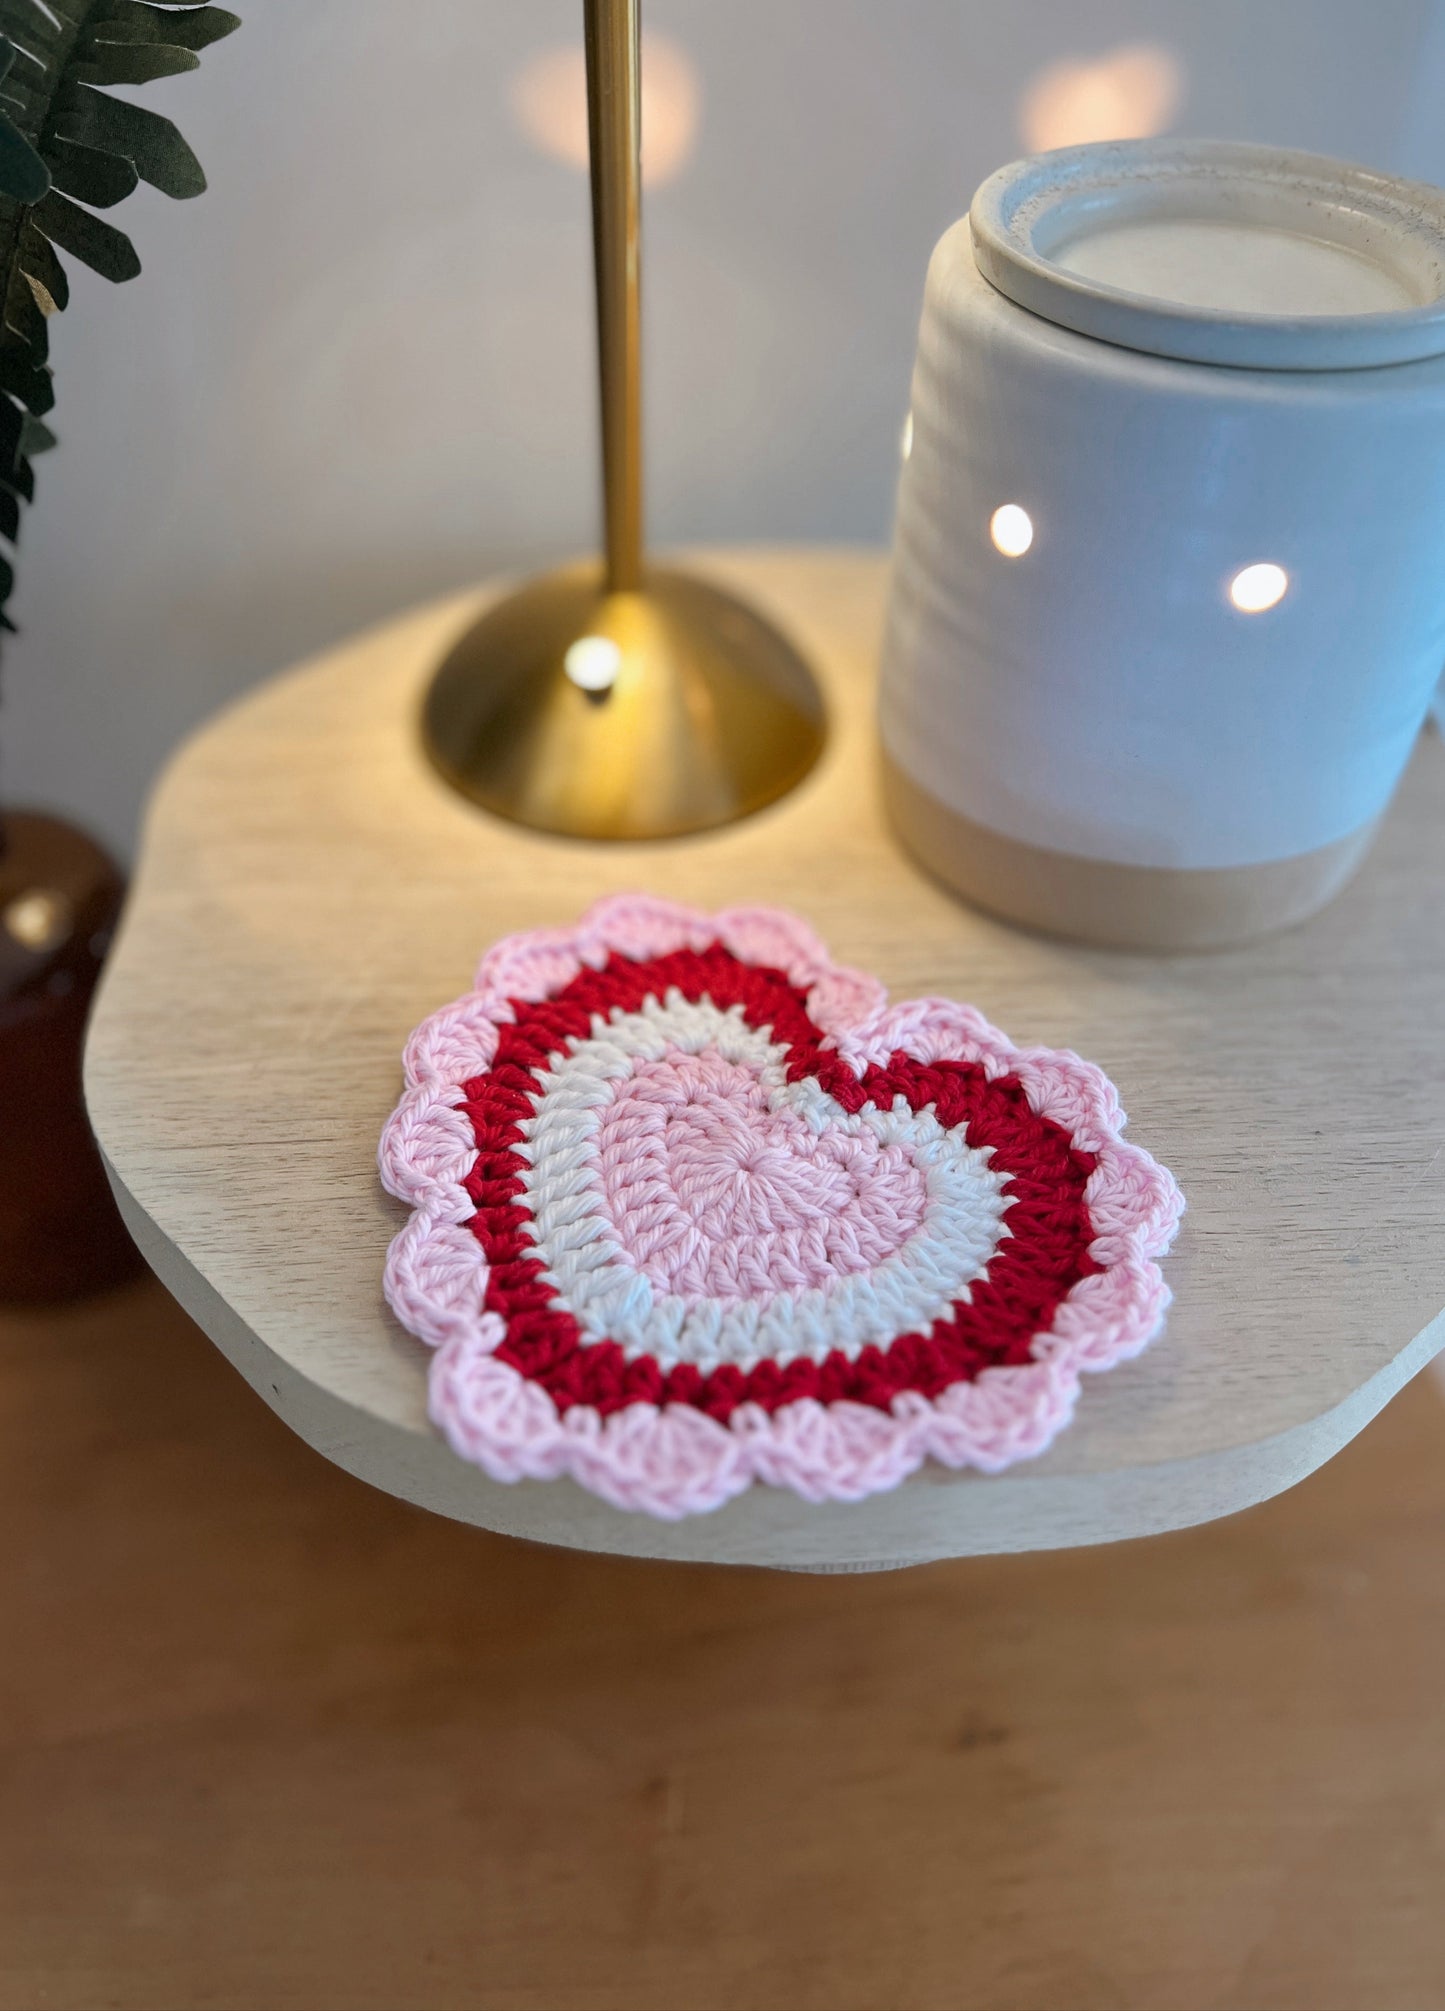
[85, 549, 1445, 1569]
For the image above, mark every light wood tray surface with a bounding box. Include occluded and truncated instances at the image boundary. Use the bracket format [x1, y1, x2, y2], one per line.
[85, 548, 1445, 1568]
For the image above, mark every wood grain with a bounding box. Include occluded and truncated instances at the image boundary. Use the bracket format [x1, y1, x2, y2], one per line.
[83, 549, 1445, 1566]
[5, 1274, 1445, 2011]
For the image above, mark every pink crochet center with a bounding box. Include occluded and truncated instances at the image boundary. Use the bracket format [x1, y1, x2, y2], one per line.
[380, 893, 1185, 1520]
[593, 1047, 929, 1302]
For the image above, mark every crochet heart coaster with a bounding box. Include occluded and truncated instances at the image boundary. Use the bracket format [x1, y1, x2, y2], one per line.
[379, 896, 1182, 1520]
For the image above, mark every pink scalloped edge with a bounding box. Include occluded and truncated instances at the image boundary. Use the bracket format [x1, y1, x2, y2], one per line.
[380, 893, 1184, 1519]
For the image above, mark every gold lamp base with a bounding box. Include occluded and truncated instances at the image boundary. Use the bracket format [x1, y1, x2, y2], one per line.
[422, 564, 825, 840]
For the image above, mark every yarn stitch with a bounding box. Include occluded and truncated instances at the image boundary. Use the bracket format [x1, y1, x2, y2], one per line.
[379, 895, 1183, 1519]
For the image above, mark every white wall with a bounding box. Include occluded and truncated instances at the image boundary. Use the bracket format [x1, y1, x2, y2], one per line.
[8, 0, 1445, 857]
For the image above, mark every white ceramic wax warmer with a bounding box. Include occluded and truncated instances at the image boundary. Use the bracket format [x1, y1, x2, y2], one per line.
[881, 140, 1445, 948]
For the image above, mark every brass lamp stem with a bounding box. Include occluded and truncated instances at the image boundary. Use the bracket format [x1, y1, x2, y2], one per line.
[584, 0, 643, 594]
[420, 0, 823, 839]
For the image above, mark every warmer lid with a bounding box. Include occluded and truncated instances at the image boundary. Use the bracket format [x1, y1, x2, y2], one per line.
[970, 139, 1445, 370]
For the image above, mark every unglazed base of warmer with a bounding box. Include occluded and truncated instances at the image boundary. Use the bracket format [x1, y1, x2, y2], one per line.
[882, 752, 1380, 950]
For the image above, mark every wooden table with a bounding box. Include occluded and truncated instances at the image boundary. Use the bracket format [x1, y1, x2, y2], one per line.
[5, 1274, 1445, 2011]
[84, 549, 1445, 1568]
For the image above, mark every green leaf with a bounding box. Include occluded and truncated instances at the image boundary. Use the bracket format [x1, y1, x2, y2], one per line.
[0, 348, 51, 415]
[5, 35, 52, 78]
[19, 413, 55, 456]
[0, 107, 49, 202]
[91, 3, 240, 52]
[45, 133, 138, 207]
[0, 0, 239, 660]
[0, 393, 21, 474]
[36, 0, 93, 26]
[18, 221, 68, 313]
[55, 84, 206, 197]
[82, 18, 156, 41]
[73, 39, 200, 84]
[30, 189, 141, 280]
[4, 266, 49, 359]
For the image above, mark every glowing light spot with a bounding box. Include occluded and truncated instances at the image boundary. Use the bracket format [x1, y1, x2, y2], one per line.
[565, 635, 623, 691]
[1019, 43, 1182, 153]
[3, 888, 69, 952]
[900, 411, 913, 461]
[989, 504, 1034, 558]
[511, 34, 701, 188]
[1228, 562, 1288, 613]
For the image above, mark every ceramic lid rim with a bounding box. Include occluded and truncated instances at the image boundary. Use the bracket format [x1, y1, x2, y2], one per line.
[970, 139, 1445, 371]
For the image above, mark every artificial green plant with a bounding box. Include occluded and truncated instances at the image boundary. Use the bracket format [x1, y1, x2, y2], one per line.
[0, 0, 237, 638]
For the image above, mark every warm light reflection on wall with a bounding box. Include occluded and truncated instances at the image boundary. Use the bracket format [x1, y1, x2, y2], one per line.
[1019, 44, 1181, 153]
[511, 34, 701, 187]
